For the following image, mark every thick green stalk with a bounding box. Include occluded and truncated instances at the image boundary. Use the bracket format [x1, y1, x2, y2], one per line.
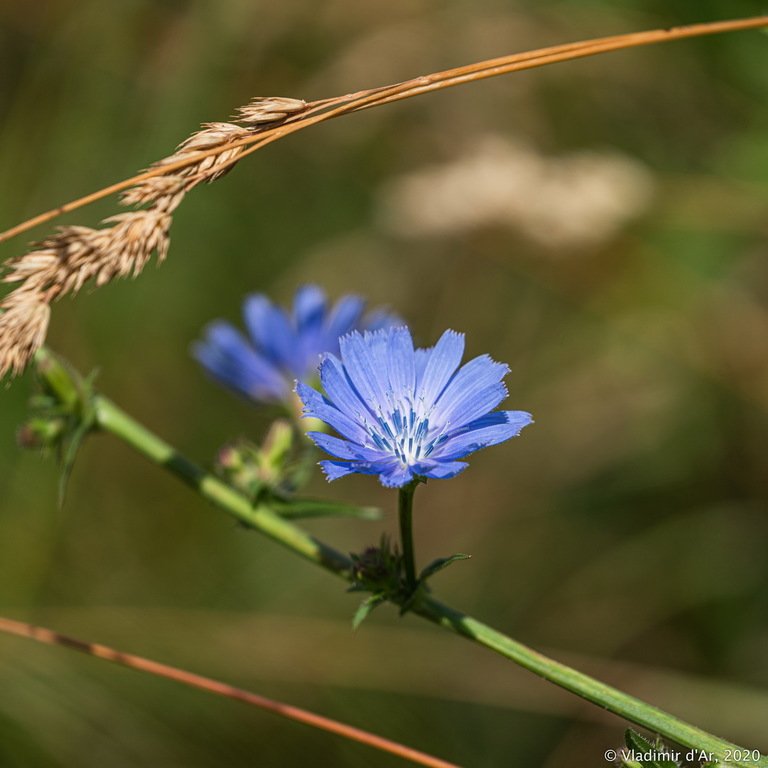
[398, 482, 418, 591]
[25, 348, 761, 768]
[414, 598, 764, 764]
[94, 395, 353, 579]
[89, 394, 767, 767]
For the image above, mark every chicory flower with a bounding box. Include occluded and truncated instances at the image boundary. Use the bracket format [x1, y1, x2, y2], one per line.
[296, 326, 532, 487]
[193, 285, 397, 405]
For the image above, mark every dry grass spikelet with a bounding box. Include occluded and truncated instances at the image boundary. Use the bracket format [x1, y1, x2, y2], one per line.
[155, 122, 253, 182]
[0, 96, 308, 379]
[120, 176, 188, 210]
[119, 102, 306, 210]
[0, 288, 51, 378]
[0, 208, 172, 374]
[233, 96, 307, 125]
[121, 122, 251, 208]
[122, 100, 307, 210]
[2, 15, 766, 380]
[4, 209, 172, 298]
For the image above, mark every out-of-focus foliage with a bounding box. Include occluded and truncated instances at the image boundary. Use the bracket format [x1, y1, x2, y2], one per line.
[1, 1, 767, 766]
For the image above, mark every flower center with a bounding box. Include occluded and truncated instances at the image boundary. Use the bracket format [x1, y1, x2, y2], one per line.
[365, 397, 447, 466]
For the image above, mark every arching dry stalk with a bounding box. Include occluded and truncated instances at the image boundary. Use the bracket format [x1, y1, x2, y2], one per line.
[1, 15, 767, 379]
[0, 98, 310, 378]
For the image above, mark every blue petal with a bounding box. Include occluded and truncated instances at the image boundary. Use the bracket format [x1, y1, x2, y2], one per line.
[338, 330, 391, 415]
[293, 285, 327, 333]
[377, 462, 416, 488]
[296, 381, 369, 443]
[364, 309, 401, 332]
[301, 351, 324, 381]
[323, 296, 365, 353]
[319, 457, 410, 485]
[435, 411, 533, 460]
[499, 410, 533, 434]
[307, 431, 385, 462]
[367, 329, 391, 383]
[412, 460, 469, 480]
[193, 323, 286, 401]
[455, 410, 533, 436]
[293, 287, 327, 374]
[417, 330, 465, 408]
[414, 347, 431, 391]
[319, 354, 373, 425]
[441, 382, 509, 432]
[319, 460, 358, 482]
[244, 295, 299, 372]
[307, 432, 360, 459]
[386, 326, 415, 397]
[434, 355, 510, 429]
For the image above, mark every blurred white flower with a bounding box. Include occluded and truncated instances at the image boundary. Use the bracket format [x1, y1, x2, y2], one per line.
[378, 137, 654, 249]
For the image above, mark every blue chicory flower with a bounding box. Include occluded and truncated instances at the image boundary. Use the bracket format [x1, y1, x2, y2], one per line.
[296, 326, 533, 487]
[193, 285, 397, 405]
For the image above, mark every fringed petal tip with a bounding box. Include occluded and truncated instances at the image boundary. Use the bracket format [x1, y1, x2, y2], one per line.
[505, 410, 534, 434]
[319, 460, 355, 482]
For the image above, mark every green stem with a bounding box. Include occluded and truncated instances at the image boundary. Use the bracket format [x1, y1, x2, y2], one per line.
[91, 394, 767, 767]
[398, 482, 418, 592]
[94, 394, 352, 579]
[32, 352, 767, 767]
[414, 598, 763, 765]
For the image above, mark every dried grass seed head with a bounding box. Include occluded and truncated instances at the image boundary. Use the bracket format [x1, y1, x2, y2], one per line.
[234, 96, 307, 125]
[0, 288, 51, 378]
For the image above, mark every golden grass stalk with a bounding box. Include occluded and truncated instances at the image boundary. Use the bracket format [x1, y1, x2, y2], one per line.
[1, 15, 767, 379]
[0, 615, 458, 768]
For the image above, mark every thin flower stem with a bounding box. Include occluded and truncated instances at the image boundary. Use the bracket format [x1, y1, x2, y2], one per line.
[79, 384, 767, 767]
[399, 482, 418, 591]
[2, 15, 767, 244]
[0, 616, 458, 768]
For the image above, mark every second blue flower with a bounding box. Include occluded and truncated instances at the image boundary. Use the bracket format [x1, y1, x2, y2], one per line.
[193, 285, 397, 405]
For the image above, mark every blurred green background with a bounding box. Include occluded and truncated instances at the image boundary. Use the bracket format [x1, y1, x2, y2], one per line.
[2, 1, 768, 766]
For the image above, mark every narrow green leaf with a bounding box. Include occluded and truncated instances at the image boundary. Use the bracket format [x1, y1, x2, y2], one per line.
[352, 594, 385, 630]
[29, 357, 101, 509]
[418, 553, 471, 583]
[57, 419, 91, 509]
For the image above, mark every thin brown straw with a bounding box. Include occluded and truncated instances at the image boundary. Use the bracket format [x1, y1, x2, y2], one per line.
[1, 14, 766, 245]
[0, 616, 459, 768]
